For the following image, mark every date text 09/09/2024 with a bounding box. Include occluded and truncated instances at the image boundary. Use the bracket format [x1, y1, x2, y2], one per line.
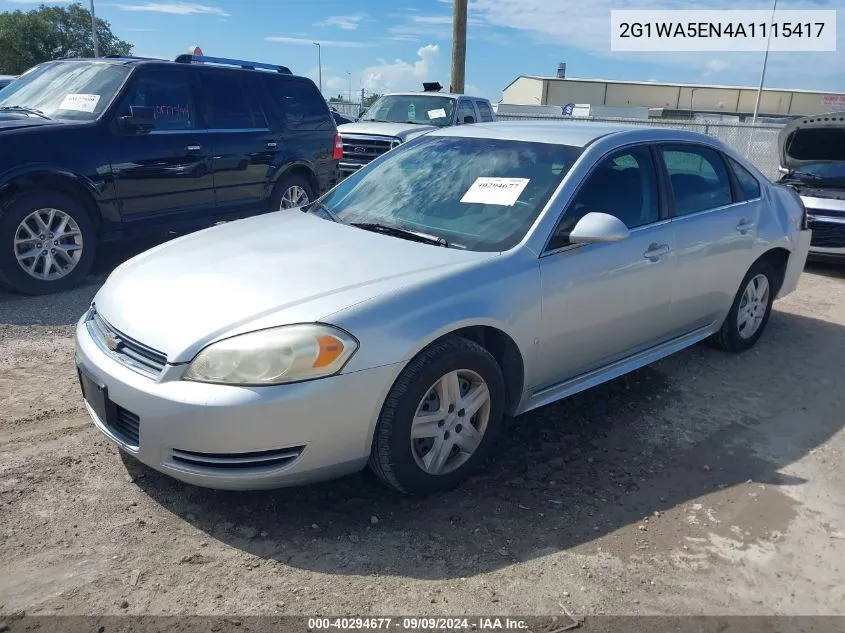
[308, 618, 530, 631]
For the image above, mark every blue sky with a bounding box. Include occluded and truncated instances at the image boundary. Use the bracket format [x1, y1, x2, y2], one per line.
[3, 0, 844, 100]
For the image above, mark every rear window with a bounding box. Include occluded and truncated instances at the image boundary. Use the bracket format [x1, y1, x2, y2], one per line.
[263, 76, 332, 131]
[475, 100, 494, 122]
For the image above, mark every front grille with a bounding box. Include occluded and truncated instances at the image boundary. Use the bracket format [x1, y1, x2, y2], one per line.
[171, 446, 304, 471]
[107, 406, 140, 447]
[341, 135, 399, 162]
[88, 309, 167, 377]
[809, 220, 845, 248]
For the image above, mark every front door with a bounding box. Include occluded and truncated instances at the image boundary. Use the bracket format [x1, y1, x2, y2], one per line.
[536, 145, 677, 389]
[659, 144, 759, 335]
[108, 67, 214, 226]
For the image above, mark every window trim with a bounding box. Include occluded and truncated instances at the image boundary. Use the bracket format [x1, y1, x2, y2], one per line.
[540, 141, 667, 256]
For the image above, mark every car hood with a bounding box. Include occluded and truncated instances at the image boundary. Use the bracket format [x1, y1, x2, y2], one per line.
[92, 211, 493, 363]
[0, 113, 61, 131]
[337, 121, 438, 141]
[778, 111, 845, 170]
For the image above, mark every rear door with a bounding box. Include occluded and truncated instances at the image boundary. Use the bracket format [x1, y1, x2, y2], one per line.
[108, 66, 214, 225]
[197, 70, 275, 214]
[261, 75, 337, 197]
[661, 144, 760, 335]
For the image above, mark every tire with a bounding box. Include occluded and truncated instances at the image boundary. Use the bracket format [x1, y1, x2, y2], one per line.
[0, 191, 97, 295]
[708, 259, 777, 353]
[270, 174, 314, 211]
[369, 335, 506, 496]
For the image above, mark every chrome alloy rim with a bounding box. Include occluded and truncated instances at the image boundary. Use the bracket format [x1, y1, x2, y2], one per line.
[737, 273, 770, 339]
[14, 208, 83, 280]
[279, 185, 309, 209]
[410, 369, 491, 475]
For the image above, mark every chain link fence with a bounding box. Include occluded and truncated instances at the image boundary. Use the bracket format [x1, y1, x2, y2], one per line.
[495, 114, 785, 181]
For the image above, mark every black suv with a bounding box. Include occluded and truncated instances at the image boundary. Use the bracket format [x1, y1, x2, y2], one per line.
[0, 54, 341, 295]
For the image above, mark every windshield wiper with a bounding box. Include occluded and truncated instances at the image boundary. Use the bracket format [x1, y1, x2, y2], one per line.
[0, 105, 51, 120]
[785, 169, 824, 181]
[305, 201, 342, 223]
[351, 222, 448, 247]
[403, 120, 428, 125]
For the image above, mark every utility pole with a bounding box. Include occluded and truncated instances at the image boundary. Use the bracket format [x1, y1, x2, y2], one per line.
[313, 42, 322, 94]
[89, 0, 100, 57]
[450, 0, 467, 94]
[347, 71, 352, 103]
[752, 0, 778, 124]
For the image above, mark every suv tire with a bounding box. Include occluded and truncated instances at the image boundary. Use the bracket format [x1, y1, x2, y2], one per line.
[271, 174, 314, 211]
[0, 191, 97, 295]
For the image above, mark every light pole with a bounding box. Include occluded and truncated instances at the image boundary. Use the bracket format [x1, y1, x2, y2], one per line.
[313, 42, 322, 94]
[690, 88, 698, 111]
[752, 0, 778, 124]
[89, 0, 100, 57]
[346, 71, 351, 103]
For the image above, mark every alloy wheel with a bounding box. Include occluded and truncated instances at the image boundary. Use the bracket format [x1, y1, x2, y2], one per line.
[14, 208, 84, 281]
[279, 185, 309, 210]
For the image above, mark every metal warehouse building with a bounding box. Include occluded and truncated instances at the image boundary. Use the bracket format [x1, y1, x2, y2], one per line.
[502, 74, 845, 117]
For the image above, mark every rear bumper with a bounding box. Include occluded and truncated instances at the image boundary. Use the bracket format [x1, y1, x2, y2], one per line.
[778, 229, 812, 298]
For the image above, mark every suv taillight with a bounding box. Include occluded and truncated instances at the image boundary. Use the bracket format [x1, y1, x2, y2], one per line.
[333, 134, 343, 161]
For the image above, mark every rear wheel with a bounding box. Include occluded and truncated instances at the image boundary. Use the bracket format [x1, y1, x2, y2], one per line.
[709, 259, 777, 353]
[369, 335, 505, 495]
[272, 174, 314, 211]
[0, 191, 96, 295]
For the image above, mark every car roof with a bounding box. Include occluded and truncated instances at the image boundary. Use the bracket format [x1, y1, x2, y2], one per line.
[384, 92, 489, 101]
[425, 120, 720, 148]
[45, 56, 305, 79]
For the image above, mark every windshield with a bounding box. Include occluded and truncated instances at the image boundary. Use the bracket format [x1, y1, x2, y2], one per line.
[0, 61, 130, 121]
[361, 94, 457, 127]
[314, 135, 583, 252]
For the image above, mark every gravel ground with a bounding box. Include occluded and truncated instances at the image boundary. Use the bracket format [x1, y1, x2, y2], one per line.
[1, 251, 844, 621]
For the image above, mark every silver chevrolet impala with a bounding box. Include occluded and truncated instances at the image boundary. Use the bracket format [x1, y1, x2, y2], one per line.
[75, 121, 811, 495]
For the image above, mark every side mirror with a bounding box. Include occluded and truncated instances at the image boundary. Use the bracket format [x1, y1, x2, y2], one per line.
[119, 105, 156, 133]
[463, 115, 475, 124]
[569, 212, 629, 244]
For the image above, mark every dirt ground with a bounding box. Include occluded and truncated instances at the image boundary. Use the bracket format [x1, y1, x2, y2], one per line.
[1, 248, 844, 620]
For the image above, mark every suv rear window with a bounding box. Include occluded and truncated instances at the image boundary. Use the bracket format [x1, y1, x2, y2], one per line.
[198, 72, 266, 129]
[475, 100, 494, 122]
[263, 76, 331, 130]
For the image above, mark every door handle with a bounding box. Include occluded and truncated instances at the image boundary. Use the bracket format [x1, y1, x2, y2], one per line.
[643, 243, 670, 261]
[266, 141, 278, 150]
[185, 144, 202, 153]
[736, 219, 755, 233]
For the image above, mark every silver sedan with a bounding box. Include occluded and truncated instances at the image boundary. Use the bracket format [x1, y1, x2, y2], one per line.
[74, 121, 811, 495]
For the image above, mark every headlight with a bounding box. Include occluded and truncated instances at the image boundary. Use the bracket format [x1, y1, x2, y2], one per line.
[183, 324, 358, 386]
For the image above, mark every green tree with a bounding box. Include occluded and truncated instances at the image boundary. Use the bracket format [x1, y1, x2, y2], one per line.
[0, 2, 133, 75]
[363, 93, 381, 108]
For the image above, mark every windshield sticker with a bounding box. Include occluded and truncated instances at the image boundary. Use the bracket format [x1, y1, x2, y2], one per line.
[460, 177, 530, 206]
[408, 103, 416, 119]
[58, 93, 101, 113]
[427, 108, 447, 119]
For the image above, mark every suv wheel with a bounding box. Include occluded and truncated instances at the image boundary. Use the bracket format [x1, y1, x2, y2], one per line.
[369, 335, 506, 495]
[273, 174, 314, 211]
[0, 191, 96, 295]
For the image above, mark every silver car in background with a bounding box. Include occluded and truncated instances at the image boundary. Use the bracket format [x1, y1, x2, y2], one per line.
[75, 122, 811, 496]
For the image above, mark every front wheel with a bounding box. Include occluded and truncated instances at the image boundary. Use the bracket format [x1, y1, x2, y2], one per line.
[369, 335, 506, 495]
[709, 259, 777, 353]
[0, 191, 96, 295]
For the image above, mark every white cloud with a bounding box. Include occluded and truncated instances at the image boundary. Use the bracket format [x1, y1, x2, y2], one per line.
[305, 66, 355, 97]
[470, 0, 845, 89]
[115, 2, 229, 16]
[362, 44, 441, 93]
[705, 59, 730, 73]
[265, 36, 372, 49]
[317, 14, 368, 30]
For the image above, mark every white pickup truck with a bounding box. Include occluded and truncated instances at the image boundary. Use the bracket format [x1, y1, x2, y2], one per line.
[336, 84, 496, 179]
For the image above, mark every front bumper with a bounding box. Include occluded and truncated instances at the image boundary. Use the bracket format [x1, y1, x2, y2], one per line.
[74, 315, 400, 490]
[799, 195, 845, 258]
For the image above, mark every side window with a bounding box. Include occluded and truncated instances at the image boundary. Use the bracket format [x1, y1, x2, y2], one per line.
[120, 69, 195, 131]
[263, 76, 331, 130]
[548, 146, 660, 251]
[198, 72, 266, 129]
[661, 146, 733, 215]
[475, 100, 494, 122]
[457, 99, 476, 124]
[727, 155, 762, 201]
